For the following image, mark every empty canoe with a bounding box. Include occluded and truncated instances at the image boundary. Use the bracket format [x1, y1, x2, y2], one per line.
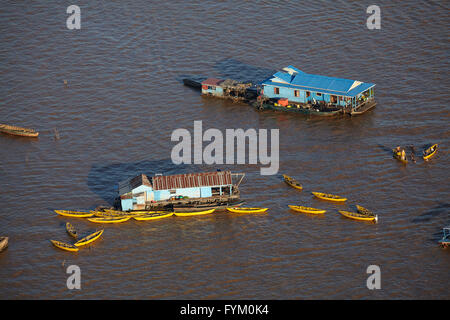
[50, 240, 79, 252]
[0, 236, 8, 252]
[87, 216, 131, 223]
[339, 210, 378, 222]
[423, 144, 437, 160]
[356, 205, 375, 217]
[74, 229, 104, 247]
[65, 222, 78, 239]
[133, 211, 174, 221]
[288, 205, 326, 214]
[312, 192, 347, 202]
[282, 174, 303, 190]
[174, 209, 216, 217]
[227, 207, 268, 213]
[0, 124, 39, 138]
[55, 210, 94, 218]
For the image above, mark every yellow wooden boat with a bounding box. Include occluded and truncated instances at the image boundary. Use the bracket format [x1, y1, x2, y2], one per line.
[282, 174, 303, 190]
[87, 216, 131, 223]
[312, 192, 347, 202]
[288, 205, 326, 214]
[392, 149, 408, 164]
[226, 207, 268, 213]
[133, 211, 174, 221]
[0, 123, 39, 138]
[356, 205, 375, 217]
[74, 229, 104, 247]
[423, 144, 437, 160]
[50, 240, 79, 252]
[55, 210, 94, 218]
[339, 210, 378, 223]
[91, 210, 125, 217]
[65, 222, 78, 239]
[174, 209, 216, 217]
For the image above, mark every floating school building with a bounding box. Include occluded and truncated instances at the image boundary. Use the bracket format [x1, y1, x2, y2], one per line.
[258, 66, 376, 115]
[117, 171, 245, 212]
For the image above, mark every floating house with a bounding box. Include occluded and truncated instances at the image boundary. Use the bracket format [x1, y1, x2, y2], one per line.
[118, 171, 244, 211]
[258, 66, 376, 115]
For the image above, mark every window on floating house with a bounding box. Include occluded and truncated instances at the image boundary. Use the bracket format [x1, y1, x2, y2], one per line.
[316, 92, 322, 96]
[330, 95, 337, 103]
[274, 87, 280, 94]
[170, 189, 176, 194]
[306, 91, 310, 97]
[294, 90, 300, 97]
[208, 86, 215, 90]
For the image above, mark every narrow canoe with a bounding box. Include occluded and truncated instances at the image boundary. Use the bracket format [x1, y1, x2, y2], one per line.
[50, 240, 79, 252]
[65, 222, 78, 239]
[312, 192, 347, 202]
[227, 207, 268, 213]
[282, 174, 303, 190]
[91, 210, 125, 217]
[392, 149, 408, 164]
[339, 210, 378, 222]
[174, 209, 216, 217]
[133, 211, 174, 221]
[423, 144, 437, 160]
[0, 236, 8, 252]
[288, 205, 326, 214]
[0, 124, 39, 137]
[55, 210, 94, 218]
[74, 230, 104, 247]
[356, 205, 375, 217]
[87, 216, 131, 223]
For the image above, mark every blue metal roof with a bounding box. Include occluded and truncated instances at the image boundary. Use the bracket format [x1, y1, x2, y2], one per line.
[261, 66, 375, 97]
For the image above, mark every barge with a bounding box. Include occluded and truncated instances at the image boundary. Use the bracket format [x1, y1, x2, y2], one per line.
[183, 65, 376, 116]
[115, 171, 245, 212]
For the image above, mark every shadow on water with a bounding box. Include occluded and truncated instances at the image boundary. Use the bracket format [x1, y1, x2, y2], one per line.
[86, 159, 196, 205]
[176, 58, 276, 85]
[411, 202, 450, 224]
[86, 160, 239, 205]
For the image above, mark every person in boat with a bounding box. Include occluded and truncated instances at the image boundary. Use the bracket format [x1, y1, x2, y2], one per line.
[401, 149, 406, 161]
[395, 146, 401, 157]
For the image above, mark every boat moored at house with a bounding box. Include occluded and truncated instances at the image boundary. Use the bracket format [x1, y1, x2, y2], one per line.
[116, 171, 245, 212]
[255, 65, 376, 116]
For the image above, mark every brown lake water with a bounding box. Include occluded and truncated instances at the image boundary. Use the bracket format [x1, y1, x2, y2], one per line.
[0, 1, 449, 299]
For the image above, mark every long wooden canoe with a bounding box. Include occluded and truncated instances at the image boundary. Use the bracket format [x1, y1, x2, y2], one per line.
[288, 205, 326, 214]
[174, 209, 216, 217]
[65, 222, 78, 239]
[282, 174, 303, 190]
[50, 240, 79, 252]
[0, 124, 39, 137]
[87, 216, 131, 223]
[74, 230, 104, 247]
[227, 207, 268, 213]
[55, 210, 94, 218]
[423, 144, 437, 160]
[312, 192, 347, 202]
[133, 211, 174, 221]
[339, 210, 378, 223]
[0, 236, 8, 252]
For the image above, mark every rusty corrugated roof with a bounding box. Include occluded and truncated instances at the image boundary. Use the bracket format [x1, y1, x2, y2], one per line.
[152, 171, 232, 190]
[202, 78, 223, 86]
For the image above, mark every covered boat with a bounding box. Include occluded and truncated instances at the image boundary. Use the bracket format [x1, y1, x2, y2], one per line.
[438, 227, 450, 248]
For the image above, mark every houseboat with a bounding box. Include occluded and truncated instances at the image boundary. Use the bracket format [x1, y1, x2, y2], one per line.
[255, 66, 376, 116]
[115, 171, 245, 212]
